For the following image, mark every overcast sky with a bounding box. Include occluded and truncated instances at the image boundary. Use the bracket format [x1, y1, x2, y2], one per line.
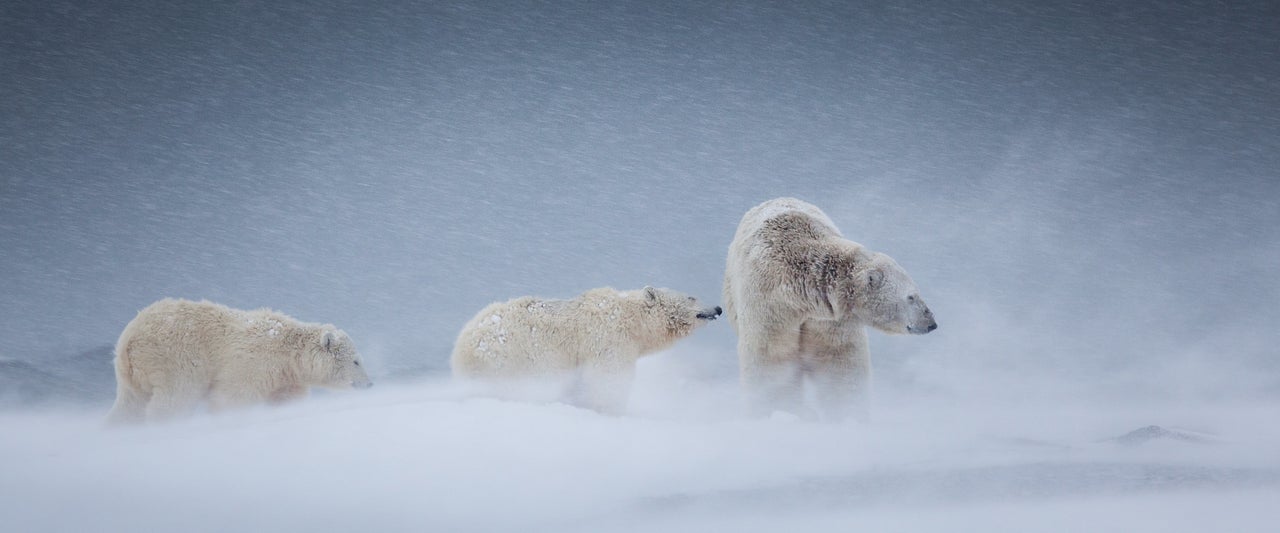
[2, 1, 1276, 398]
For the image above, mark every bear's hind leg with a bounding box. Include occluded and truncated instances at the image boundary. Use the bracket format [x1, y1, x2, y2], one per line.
[742, 360, 807, 419]
[144, 384, 205, 423]
[104, 383, 148, 426]
[739, 327, 808, 418]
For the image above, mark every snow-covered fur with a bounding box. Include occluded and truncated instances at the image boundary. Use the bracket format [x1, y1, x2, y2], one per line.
[451, 287, 721, 414]
[723, 197, 937, 421]
[106, 299, 371, 425]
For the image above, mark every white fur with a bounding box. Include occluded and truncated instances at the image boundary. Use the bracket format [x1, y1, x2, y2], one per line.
[451, 287, 718, 414]
[105, 299, 371, 425]
[723, 198, 936, 421]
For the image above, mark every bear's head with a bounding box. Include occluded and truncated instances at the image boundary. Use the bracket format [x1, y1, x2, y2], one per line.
[835, 252, 937, 335]
[639, 286, 722, 345]
[310, 327, 374, 389]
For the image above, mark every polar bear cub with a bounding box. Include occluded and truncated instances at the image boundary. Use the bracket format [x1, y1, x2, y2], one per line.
[724, 197, 937, 421]
[451, 286, 722, 414]
[106, 298, 372, 425]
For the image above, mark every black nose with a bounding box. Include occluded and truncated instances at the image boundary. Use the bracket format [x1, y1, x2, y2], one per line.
[697, 306, 722, 320]
[927, 322, 937, 332]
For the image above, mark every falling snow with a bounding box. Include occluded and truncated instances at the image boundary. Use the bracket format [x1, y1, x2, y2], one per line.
[1, 1, 1278, 532]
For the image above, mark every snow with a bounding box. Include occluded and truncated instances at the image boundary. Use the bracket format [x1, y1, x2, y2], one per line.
[2, 352, 1278, 533]
[1, 1, 1277, 531]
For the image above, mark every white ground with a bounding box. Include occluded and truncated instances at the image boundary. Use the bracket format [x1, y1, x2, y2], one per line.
[2, 352, 1277, 533]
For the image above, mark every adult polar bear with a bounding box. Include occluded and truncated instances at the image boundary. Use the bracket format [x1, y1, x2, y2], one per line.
[724, 198, 937, 421]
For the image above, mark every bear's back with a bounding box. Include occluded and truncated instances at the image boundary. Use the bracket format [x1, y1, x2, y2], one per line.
[128, 299, 236, 345]
[738, 197, 841, 241]
[237, 307, 310, 341]
[733, 198, 845, 268]
[124, 299, 317, 364]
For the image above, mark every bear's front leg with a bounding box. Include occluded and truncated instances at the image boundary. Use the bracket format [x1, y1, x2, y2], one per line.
[268, 384, 309, 405]
[803, 322, 870, 423]
[578, 357, 636, 416]
[208, 385, 272, 413]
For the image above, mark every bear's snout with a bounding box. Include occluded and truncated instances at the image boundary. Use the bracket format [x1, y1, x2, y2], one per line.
[697, 306, 723, 320]
[907, 320, 938, 334]
[354, 380, 374, 389]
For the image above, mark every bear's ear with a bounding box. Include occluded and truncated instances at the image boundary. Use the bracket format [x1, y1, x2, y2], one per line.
[322, 330, 338, 353]
[643, 286, 658, 305]
[866, 268, 885, 289]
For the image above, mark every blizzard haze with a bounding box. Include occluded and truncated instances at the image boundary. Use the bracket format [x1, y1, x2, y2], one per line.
[2, 1, 1279, 531]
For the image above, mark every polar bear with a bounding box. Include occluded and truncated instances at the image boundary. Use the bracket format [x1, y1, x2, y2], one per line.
[451, 286, 722, 414]
[106, 299, 372, 425]
[723, 198, 937, 421]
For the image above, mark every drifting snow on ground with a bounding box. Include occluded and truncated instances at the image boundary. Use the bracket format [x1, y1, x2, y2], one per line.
[2, 359, 1278, 533]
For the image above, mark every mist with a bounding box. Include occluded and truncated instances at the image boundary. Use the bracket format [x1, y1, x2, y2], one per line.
[2, 1, 1278, 531]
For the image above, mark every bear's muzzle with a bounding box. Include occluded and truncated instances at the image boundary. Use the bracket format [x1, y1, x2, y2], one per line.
[697, 306, 723, 320]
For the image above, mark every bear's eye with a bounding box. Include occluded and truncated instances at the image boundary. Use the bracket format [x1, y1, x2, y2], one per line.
[354, 360, 361, 367]
[907, 295, 916, 302]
